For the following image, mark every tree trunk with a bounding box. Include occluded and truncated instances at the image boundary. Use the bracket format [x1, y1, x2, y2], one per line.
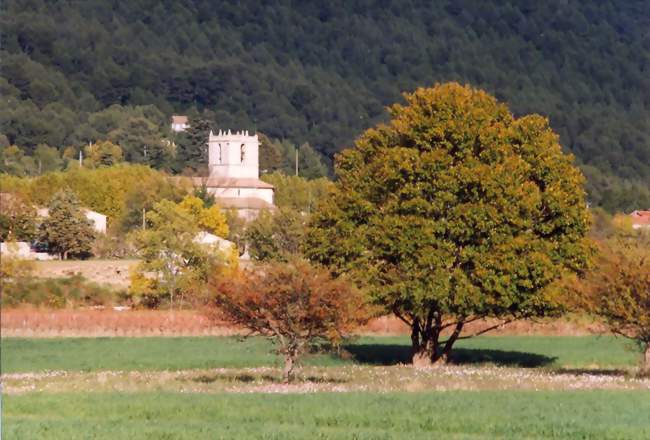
[410, 319, 464, 367]
[433, 322, 464, 364]
[283, 354, 295, 383]
[644, 343, 650, 373]
[410, 316, 439, 367]
[412, 344, 435, 367]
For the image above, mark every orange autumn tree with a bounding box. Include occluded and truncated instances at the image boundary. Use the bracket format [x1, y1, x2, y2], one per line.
[575, 230, 650, 372]
[207, 259, 368, 382]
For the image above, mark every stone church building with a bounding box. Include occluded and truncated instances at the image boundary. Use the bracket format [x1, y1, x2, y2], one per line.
[191, 130, 275, 220]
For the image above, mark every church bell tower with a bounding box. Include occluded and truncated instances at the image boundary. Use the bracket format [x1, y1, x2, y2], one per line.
[208, 130, 260, 179]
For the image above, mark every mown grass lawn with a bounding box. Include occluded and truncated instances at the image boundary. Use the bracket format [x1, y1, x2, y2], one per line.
[4, 391, 650, 439]
[1, 335, 642, 373]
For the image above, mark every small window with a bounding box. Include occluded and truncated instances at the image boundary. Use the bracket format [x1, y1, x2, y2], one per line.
[218, 144, 222, 164]
[240, 144, 245, 163]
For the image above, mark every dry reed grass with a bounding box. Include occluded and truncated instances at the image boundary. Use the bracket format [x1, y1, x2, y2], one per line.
[1, 308, 605, 337]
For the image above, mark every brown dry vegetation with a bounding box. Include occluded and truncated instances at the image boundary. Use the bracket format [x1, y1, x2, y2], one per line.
[1, 309, 236, 337]
[1, 308, 606, 338]
[31, 260, 138, 288]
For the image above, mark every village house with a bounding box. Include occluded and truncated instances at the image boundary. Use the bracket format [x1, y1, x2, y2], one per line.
[170, 115, 189, 132]
[1, 193, 108, 259]
[36, 207, 108, 234]
[630, 210, 650, 229]
[189, 129, 275, 220]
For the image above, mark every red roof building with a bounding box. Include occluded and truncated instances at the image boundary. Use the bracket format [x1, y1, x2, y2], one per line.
[630, 210, 650, 229]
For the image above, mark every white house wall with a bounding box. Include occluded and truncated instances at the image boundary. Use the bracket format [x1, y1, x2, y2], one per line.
[207, 187, 274, 205]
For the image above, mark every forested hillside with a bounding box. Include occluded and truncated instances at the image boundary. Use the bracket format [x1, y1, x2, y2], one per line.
[1, 0, 649, 210]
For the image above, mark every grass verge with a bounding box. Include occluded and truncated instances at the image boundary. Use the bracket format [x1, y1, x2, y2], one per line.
[3, 391, 650, 439]
[1, 335, 642, 374]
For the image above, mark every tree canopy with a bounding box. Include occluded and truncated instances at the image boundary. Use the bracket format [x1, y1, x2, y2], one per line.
[306, 83, 591, 365]
[0, 164, 188, 231]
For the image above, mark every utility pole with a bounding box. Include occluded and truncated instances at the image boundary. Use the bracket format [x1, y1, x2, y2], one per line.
[295, 147, 299, 176]
[142, 207, 146, 230]
[79, 150, 83, 167]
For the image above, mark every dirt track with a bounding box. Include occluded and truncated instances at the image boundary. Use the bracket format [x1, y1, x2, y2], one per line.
[32, 260, 138, 288]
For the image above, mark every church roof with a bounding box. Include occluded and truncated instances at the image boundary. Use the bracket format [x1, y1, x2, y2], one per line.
[189, 177, 274, 189]
[216, 197, 276, 210]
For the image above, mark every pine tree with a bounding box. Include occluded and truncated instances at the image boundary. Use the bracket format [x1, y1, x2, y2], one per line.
[39, 189, 96, 259]
[173, 118, 213, 173]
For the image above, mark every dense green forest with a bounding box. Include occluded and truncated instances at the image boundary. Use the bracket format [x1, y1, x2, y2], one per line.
[1, 0, 649, 211]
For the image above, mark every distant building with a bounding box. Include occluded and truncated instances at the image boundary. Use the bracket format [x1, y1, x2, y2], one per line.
[630, 210, 650, 229]
[194, 231, 236, 253]
[0, 241, 55, 260]
[171, 115, 189, 132]
[37, 207, 107, 234]
[188, 130, 275, 220]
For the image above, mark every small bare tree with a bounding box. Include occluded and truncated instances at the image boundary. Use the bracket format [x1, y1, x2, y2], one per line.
[208, 259, 368, 382]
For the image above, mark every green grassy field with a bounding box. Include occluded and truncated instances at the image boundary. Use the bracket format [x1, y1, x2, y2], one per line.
[1, 335, 642, 373]
[2, 336, 647, 439]
[4, 391, 650, 439]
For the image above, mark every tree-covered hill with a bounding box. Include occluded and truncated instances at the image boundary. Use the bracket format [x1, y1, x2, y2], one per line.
[1, 0, 649, 209]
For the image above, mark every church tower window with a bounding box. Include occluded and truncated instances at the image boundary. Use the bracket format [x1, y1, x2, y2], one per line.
[240, 144, 246, 163]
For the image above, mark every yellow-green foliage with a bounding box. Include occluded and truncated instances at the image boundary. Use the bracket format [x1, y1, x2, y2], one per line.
[178, 195, 229, 237]
[261, 172, 333, 212]
[0, 164, 189, 225]
[83, 141, 123, 168]
[129, 198, 230, 308]
[127, 266, 161, 308]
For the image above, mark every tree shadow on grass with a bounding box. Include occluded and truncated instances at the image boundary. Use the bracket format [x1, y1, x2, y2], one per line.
[448, 348, 556, 368]
[342, 344, 412, 365]
[190, 372, 347, 384]
[343, 344, 556, 368]
[192, 373, 261, 384]
[552, 368, 630, 377]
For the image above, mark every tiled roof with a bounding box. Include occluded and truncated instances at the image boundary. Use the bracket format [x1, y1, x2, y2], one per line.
[216, 197, 276, 210]
[630, 210, 650, 226]
[171, 115, 188, 124]
[188, 177, 274, 189]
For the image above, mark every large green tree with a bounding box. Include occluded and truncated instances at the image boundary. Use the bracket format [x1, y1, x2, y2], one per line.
[306, 83, 591, 366]
[173, 118, 213, 174]
[39, 189, 96, 259]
